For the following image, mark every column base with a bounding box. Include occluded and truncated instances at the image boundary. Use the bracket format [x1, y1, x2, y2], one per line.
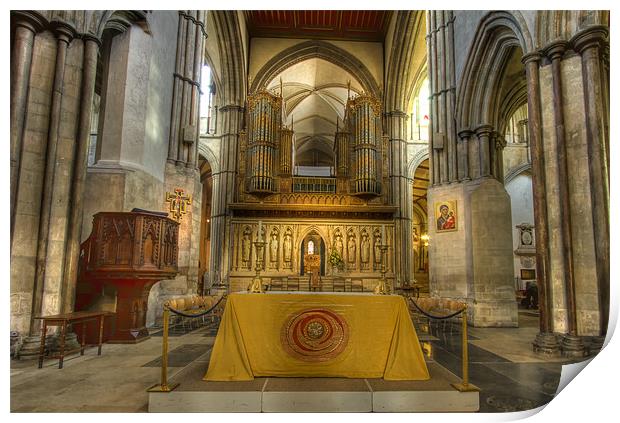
[50, 332, 81, 353]
[532, 331, 561, 355]
[588, 336, 605, 355]
[17, 335, 54, 360]
[561, 334, 587, 358]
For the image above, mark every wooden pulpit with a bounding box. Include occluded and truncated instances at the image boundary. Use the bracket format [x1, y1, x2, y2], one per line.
[75, 211, 179, 343]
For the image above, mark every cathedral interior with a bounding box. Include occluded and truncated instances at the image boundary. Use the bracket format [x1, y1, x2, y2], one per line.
[9, 9, 610, 413]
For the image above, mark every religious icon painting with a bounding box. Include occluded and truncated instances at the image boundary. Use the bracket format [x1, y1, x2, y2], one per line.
[435, 200, 458, 232]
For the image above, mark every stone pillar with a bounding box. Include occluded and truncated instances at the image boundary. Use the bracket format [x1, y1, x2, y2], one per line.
[543, 41, 585, 357]
[10, 11, 45, 238]
[209, 105, 244, 287]
[386, 111, 413, 285]
[167, 10, 207, 168]
[426, 11, 438, 185]
[427, 11, 457, 186]
[494, 134, 505, 182]
[571, 25, 610, 347]
[30, 21, 75, 336]
[60, 36, 100, 314]
[522, 52, 559, 354]
[457, 130, 472, 181]
[475, 125, 493, 178]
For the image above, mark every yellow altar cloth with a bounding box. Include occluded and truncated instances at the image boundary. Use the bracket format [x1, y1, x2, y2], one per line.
[204, 292, 430, 381]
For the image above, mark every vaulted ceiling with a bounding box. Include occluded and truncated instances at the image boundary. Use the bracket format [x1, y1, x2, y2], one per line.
[266, 58, 363, 166]
[245, 10, 391, 42]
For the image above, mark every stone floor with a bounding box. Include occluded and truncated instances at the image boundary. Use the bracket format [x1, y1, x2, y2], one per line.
[11, 308, 582, 413]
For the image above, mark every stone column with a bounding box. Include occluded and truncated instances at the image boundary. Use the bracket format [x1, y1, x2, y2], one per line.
[426, 11, 439, 185]
[475, 125, 493, 177]
[209, 105, 244, 287]
[572, 26, 610, 347]
[386, 111, 413, 285]
[61, 35, 100, 314]
[10, 11, 45, 238]
[31, 21, 75, 336]
[543, 41, 585, 357]
[427, 11, 457, 185]
[494, 134, 505, 182]
[457, 130, 472, 181]
[167, 11, 206, 168]
[522, 52, 560, 354]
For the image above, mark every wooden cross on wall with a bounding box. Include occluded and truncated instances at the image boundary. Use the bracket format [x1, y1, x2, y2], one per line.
[166, 188, 192, 222]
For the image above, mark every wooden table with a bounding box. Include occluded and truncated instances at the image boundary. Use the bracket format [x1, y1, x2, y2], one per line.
[35, 311, 113, 369]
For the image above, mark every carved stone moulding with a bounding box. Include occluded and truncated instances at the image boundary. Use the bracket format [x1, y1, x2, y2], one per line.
[230, 208, 396, 220]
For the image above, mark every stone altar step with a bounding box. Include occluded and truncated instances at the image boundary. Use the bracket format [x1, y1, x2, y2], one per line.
[148, 354, 479, 412]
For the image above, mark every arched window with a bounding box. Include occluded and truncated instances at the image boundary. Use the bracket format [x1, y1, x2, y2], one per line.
[410, 78, 430, 141]
[199, 65, 216, 135]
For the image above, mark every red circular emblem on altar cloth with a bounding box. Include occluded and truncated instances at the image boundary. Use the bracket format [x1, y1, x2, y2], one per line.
[281, 308, 349, 362]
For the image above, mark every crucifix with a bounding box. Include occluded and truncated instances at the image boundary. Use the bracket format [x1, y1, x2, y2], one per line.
[165, 188, 192, 221]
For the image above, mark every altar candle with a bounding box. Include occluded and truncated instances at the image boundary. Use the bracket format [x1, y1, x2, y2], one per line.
[381, 224, 386, 243]
[258, 221, 263, 241]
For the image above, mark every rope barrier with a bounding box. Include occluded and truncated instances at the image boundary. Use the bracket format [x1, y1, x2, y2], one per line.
[166, 295, 226, 318]
[408, 297, 465, 320]
[147, 295, 226, 393]
[408, 297, 479, 393]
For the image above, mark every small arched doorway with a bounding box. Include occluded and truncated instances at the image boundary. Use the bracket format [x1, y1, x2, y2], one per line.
[299, 231, 325, 276]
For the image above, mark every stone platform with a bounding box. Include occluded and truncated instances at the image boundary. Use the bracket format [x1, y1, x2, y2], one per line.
[148, 353, 479, 412]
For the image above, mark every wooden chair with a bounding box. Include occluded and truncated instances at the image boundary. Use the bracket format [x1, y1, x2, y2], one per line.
[287, 277, 300, 291]
[332, 277, 346, 292]
[350, 278, 364, 292]
[270, 277, 284, 291]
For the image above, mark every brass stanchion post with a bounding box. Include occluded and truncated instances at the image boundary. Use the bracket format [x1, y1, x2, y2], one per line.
[148, 306, 179, 392]
[451, 306, 479, 392]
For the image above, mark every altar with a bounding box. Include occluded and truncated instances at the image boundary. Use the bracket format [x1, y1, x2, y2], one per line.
[204, 292, 429, 381]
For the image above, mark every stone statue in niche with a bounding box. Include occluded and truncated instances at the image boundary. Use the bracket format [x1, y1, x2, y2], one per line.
[283, 228, 293, 267]
[241, 226, 252, 267]
[333, 228, 344, 258]
[269, 228, 279, 269]
[347, 230, 356, 264]
[360, 230, 370, 270]
[373, 228, 382, 270]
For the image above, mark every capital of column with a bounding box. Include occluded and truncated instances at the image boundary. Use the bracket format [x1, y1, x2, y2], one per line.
[494, 133, 507, 150]
[521, 51, 541, 66]
[81, 33, 102, 48]
[571, 25, 609, 55]
[474, 124, 494, 138]
[51, 20, 77, 44]
[11, 10, 47, 33]
[541, 40, 569, 61]
[457, 128, 474, 141]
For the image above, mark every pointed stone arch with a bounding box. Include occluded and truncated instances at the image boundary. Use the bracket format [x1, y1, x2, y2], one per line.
[455, 11, 533, 133]
[384, 11, 427, 113]
[250, 40, 381, 98]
